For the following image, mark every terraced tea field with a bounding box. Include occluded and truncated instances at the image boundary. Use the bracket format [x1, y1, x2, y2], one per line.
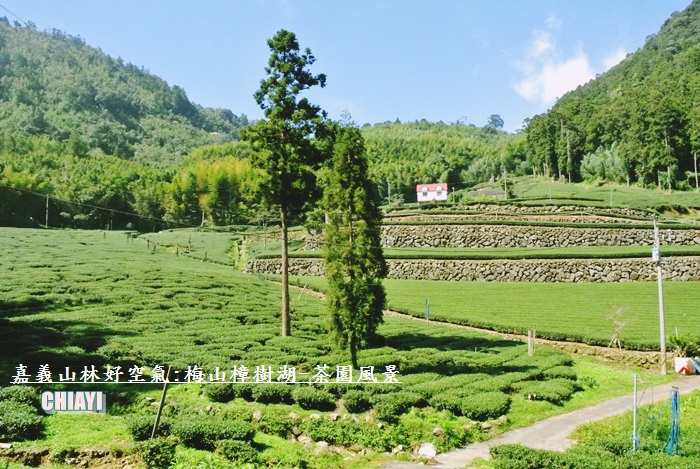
[0, 227, 672, 468]
[288, 275, 700, 350]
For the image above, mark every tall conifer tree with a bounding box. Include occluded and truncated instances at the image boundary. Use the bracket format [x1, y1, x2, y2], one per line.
[323, 125, 387, 368]
[242, 30, 326, 336]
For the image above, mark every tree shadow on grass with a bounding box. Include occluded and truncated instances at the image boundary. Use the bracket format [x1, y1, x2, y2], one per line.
[0, 315, 138, 383]
[381, 332, 537, 376]
[385, 331, 523, 353]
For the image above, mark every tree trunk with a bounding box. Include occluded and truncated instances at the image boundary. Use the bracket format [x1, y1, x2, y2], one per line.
[695, 152, 698, 192]
[280, 206, 291, 337]
[350, 336, 358, 369]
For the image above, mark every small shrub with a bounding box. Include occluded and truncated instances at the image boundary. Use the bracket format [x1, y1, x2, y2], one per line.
[252, 384, 293, 404]
[542, 366, 577, 381]
[171, 415, 254, 450]
[137, 437, 177, 469]
[429, 393, 463, 415]
[491, 444, 561, 468]
[292, 387, 336, 411]
[216, 439, 260, 465]
[460, 392, 510, 421]
[514, 379, 576, 404]
[203, 384, 235, 403]
[0, 386, 39, 408]
[373, 392, 425, 421]
[0, 401, 44, 441]
[126, 414, 170, 441]
[300, 418, 408, 451]
[343, 390, 372, 413]
[254, 409, 294, 438]
[233, 383, 255, 401]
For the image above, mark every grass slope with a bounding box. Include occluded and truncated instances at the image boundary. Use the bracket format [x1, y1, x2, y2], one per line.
[0, 227, 676, 468]
[288, 276, 700, 350]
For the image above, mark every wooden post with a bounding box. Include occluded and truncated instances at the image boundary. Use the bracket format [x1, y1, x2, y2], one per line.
[151, 367, 171, 439]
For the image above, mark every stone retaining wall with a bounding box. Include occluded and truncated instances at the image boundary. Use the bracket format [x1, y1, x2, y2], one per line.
[246, 256, 700, 283]
[397, 204, 654, 217]
[304, 225, 700, 250]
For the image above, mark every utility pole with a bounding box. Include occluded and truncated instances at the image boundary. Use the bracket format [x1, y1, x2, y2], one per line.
[45, 195, 49, 227]
[387, 182, 391, 206]
[632, 374, 638, 452]
[652, 215, 667, 375]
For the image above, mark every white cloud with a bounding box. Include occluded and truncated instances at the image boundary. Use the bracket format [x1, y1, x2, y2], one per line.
[513, 21, 595, 104]
[603, 47, 627, 70]
[529, 30, 554, 58]
[546, 15, 562, 30]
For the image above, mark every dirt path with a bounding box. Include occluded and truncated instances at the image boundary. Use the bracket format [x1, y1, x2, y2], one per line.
[384, 309, 662, 368]
[383, 374, 700, 469]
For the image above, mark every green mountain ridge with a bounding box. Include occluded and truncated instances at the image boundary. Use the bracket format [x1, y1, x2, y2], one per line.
[0, 18, 248, 165]
[525, 0, 700, 189]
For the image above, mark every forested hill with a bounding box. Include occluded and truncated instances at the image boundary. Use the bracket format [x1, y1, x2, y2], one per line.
[0, 18, 247, 166]
[526, 0, 700, 190]
[0, 19, 256, 229]
[361, 121, 525, 202]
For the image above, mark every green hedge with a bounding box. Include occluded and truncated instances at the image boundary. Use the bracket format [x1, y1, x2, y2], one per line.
[203, 384, 236, 403]
[542, 366, 578, 381]
[373, 392, 426, 421]
[0, 401, 44, 441]
[216, 439, 260, 465]
[460, 392, 510, 421]
[251, 384, 294, 404]
[512, 378, 578, 404]
[136, 437, 177, 469]
[0, 386, 39, 408]
[300, 418, 408, 451]
[126, 414, 171, 441]
[253, 408, 294, 438]
[171, 416, 255, 451]
[292, 386, 336, 411]
[343, 390, 373, 413]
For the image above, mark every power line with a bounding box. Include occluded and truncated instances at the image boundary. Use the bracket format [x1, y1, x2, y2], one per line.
[0, 3, 28, 26]
[0, 182, 201, 229]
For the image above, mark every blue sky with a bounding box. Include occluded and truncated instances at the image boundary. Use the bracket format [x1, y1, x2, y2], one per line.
[3, 1, 691, 132]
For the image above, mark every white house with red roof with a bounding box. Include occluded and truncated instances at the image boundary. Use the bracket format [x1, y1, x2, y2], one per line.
[416, 183, 449, 203]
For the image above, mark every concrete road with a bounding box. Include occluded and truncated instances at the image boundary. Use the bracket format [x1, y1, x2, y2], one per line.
[385, 374, 700, 469]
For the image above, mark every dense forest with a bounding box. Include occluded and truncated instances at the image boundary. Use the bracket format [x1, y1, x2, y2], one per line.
[361, 121, 525, 202]
[525, 0, 700, 190]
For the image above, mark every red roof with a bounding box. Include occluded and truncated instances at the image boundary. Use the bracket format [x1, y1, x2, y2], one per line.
[416, 183, 448, 192]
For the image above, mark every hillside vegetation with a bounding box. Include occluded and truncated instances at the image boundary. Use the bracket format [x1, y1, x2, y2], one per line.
[526, 0, 700, 190]
[0, 19, 252, 229]
[361, 121, 525, 201]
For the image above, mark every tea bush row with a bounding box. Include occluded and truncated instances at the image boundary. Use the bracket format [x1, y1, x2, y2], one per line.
[170, 415, 255, 450]
[430, 391, 511, 421]
[205, 383, 341, 411]
[490, 443, 700, 469]
[127, 413, 254, 452]
[0, 386, 44, 441]
[300, 418, 409, 452]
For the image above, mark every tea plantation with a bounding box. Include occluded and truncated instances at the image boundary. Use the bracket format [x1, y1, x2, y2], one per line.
[0, 227, 670, 468]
